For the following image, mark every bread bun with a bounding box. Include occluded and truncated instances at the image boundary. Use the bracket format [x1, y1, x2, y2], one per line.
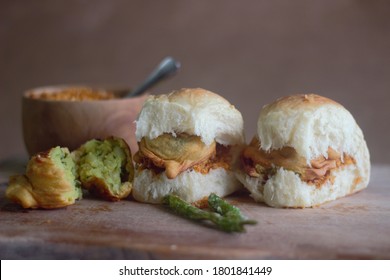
[133, 168, 241, 204]
[133, 88, 245, 204]
[238, 94, 370, 208]
[135, 88, 244, 146]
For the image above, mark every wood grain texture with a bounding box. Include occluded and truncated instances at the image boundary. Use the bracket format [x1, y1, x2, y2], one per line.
[0, 166, 389, 260]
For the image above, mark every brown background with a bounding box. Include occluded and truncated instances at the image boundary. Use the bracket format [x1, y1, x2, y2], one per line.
[1, 0, 389, 163]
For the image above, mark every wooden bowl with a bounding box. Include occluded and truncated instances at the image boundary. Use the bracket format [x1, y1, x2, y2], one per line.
[22, 85, 148, 156]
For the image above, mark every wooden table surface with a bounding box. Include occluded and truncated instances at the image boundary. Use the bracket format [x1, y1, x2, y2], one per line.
[0, 163, 389, 260]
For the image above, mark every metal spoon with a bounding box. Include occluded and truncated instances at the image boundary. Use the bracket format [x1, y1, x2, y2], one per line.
[125, 56, 181, 98]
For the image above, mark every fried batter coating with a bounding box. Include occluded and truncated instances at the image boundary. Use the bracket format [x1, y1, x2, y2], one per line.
[137, 133, 216, 179]
[242, 137, 356, 187]
[6, 147, 82, 209]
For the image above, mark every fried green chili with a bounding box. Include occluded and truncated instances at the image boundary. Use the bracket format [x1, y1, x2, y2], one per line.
[163, 193, 256, 233]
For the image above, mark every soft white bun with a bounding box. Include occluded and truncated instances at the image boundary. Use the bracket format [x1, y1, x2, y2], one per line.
[132, 168, 241, 204]
[258, 94, 365, 164]
[135, 88, 244, 146]
[237, 163, 368, 208]
[238, 94, 370, 208]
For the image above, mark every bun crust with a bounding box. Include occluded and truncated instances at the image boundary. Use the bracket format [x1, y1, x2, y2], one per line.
[135, 88, 244, 146]
[132, 168, 241, 204]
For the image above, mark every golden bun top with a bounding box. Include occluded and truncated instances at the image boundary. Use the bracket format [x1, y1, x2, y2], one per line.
[262, 94, 342, 113]
[164, 88, 232, 105]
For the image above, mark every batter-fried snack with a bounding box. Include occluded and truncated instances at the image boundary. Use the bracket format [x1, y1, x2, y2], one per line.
[6, 147, 82, 209]
[72, 137, 134, 201]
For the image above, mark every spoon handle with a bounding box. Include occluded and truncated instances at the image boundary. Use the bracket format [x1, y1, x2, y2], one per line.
[126, 57, 181, 98]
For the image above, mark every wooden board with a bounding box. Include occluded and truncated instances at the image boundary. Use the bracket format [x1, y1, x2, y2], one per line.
[1, 165, 389, 259]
